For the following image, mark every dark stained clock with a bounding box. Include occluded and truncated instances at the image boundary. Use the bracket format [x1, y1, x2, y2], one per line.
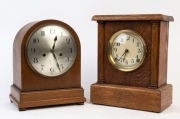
[90, 14, 174, 112]
[10, 19, 86, 111]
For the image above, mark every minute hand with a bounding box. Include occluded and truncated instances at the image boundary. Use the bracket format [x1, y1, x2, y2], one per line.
[52, 52, 61, 71]
[51, 36, 60, 71]
[120, 52, 126, 59]
[119, 49, 129, 61]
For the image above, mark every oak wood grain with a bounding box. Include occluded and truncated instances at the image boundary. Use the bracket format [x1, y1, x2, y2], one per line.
[104, 21, 152, 87]
[10, 19, 85, 110]
[150, 21, 159, 88]
[10, 85, 85, 110]
[91, 14, 173, 112]
[92, 14, 174, 21]
[13, 20, 82, 91]
[158, 21, 169, 87]
[91, 83, 172, 112]
[97, 21, 105, 83]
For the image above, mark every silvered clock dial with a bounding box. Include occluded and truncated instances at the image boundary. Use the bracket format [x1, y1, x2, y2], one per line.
[26, 25, 77, 77]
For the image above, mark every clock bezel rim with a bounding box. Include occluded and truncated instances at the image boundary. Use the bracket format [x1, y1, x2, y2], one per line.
[24, 21, 78, 78]
[108, 29, 147, 72]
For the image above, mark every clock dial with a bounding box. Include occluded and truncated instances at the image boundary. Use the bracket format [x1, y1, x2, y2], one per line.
[26, 25, 77, 77]
[108, 30, 146, 71]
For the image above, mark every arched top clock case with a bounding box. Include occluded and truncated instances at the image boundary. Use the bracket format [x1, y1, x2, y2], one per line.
[13, 20, 81, 91]
[10, 20, 85, 110]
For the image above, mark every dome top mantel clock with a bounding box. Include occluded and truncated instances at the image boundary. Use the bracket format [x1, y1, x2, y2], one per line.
[10, 19, 86, 111]
[90, 14, 174, 112]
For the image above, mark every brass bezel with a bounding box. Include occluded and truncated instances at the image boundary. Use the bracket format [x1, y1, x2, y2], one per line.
[108, 30, 147, 72]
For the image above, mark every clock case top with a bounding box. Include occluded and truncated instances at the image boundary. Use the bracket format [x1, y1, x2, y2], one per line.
[92, 14, 174, 88]
[13, 20, 81, 91]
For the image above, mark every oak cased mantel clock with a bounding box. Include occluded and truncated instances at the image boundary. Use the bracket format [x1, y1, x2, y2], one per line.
[90, 14, 174, 112]
[10, 19, 86, 110]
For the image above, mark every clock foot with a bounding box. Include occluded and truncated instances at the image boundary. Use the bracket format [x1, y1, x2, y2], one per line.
[19, 108, 26, 111]
[77, 102, 84, 105]
[10, 85, 86, 110]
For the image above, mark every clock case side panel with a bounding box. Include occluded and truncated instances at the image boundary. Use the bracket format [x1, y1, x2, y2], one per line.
[13, 22, 38, 89]
[20, 20, 81, 91]
[158, 21, 170, 87]
[150, 21, 170, 88]
[97, 21, 105, 83]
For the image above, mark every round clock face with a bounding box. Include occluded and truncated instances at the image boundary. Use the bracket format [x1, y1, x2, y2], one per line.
[108, 30, 146, 71]
[26, 25, 77, 77]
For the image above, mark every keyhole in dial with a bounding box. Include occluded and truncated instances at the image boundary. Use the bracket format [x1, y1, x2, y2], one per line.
[59, 53, 63, 56]
[43, 54, 46, 57]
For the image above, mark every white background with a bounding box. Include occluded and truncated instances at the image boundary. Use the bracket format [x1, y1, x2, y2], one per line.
[0, 0, 180, 119]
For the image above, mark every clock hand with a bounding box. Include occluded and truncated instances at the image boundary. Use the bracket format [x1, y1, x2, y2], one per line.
[120, 53, 125, 58]
[123, 53, 127, 62]
[52, 52, 61, 71]
[50, 36, 60, 71]
[120, 53, 126, 61]
[124, 49, 129, 57]
[52, 36, 57, 50]
[120, 49, 129, 61]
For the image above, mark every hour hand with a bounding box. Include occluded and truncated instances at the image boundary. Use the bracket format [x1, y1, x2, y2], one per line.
[52, 36, 57, 50]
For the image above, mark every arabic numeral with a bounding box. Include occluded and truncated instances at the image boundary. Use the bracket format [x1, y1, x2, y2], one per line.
[114, 57, 118, 61]
[114, 42, 120, 46]
[60, 64, 64, 70]
[33, 38, 39, 43]
[50, 29, 55, 34]
[137, 42, 140, 47]
[30, 48, 36, 53]
[66, 38, 71, 44]
[33, 58, 38, 63]
[131, 59, 134, 63]
[136, 55, 139, 59]
[50, 67, 54, 74]
[41, 65, 44, 70]
[68, 48, 72, 53]
[114, 48, 117, 51]
[41, 31, 45, 36]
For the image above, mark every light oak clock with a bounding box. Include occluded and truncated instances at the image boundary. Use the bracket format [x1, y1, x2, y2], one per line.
[90, 14, 174, 112]
[10, 19, 86, 111]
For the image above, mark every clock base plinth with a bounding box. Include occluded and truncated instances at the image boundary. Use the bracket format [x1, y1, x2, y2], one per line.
[9, 85, 86, 111]
[91, 83, 172, 112]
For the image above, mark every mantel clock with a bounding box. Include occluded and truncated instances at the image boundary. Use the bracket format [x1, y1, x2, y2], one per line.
[91, 14, 174, 112]
[10, 19, 86, 111]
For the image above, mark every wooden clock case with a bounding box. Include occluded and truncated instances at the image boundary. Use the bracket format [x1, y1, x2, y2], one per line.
[90, 14, 174, 112]
[10, 20, 86, 110]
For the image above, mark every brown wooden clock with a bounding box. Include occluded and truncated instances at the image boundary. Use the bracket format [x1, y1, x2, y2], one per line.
[10, 19, 86, 111]
[90, 14, 174, 112]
